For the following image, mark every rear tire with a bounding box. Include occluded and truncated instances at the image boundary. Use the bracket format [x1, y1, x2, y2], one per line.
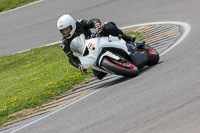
[145, 47, 160, 66]
[101, 57, 139, 77]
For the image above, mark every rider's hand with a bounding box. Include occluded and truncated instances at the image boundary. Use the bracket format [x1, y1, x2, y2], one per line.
[78, 64, 86, 73]
[94, 23, 103, 34]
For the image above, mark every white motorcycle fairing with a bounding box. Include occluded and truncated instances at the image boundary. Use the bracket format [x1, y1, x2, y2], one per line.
[70, 34, 159, 77]
[71, 34, 130, 71]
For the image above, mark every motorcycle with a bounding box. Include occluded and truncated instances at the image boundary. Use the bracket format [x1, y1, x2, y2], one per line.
[70, 34, 159, 77]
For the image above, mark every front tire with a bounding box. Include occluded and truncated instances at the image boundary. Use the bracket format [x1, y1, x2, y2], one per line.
[101, 57, 139, 77]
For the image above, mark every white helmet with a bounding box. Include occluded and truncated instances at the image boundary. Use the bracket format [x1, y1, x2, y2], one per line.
[57, 14, 76, 39]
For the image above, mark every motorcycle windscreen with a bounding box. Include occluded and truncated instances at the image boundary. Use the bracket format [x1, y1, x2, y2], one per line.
[70, 34, 86, 56]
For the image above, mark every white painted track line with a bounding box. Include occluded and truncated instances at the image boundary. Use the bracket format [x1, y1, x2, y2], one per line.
[121, 21, 191, 56]
[10, 89, 100, 133]
[10, 21, 191, 133]
[0, 0, 44, 16]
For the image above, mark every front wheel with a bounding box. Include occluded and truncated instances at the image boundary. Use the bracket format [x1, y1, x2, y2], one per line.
[101, 57, 139, 77]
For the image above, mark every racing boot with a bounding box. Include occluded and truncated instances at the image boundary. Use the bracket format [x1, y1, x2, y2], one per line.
[122, 33, 136, 43]
[136, 41, 149, 50]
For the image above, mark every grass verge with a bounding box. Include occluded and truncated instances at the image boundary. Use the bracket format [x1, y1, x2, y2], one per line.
[0, 0, 38, 13]
[0, 32, 141, 127]
[0, 43, 93, 126]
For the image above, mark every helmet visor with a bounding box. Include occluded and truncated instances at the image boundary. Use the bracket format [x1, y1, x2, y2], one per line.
[60, 26, 72, 37]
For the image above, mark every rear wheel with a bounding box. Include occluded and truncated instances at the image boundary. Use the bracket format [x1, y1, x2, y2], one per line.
[145, 47, 160, 66]
[101, 57, 139, 77]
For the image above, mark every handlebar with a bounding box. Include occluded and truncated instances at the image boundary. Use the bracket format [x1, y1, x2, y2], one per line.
[90, 33, 101, 38]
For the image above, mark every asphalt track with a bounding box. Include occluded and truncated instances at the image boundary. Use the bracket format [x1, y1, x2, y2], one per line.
[1, 0, 200, 133]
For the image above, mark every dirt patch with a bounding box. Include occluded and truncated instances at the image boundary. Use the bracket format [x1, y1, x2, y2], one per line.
[8, 108, 38, 117]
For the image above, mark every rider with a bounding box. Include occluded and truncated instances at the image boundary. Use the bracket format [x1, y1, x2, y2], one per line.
[57, 14, 138, 79]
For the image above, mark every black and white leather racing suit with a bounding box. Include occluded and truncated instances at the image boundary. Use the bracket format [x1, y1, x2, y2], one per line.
[60, 18, 135, 79]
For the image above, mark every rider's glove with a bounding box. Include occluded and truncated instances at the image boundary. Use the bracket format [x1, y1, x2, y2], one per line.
[78, 64, 86, 73]
[94, 23, 103, 34]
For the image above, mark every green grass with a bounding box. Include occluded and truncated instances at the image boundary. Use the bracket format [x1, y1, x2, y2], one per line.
[0, 44, 93, 126]
[127, 31, 143, 41]
[0, 0, 143, 128]
[0, 0, 38, 12]
[0, 32, 141, 126]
